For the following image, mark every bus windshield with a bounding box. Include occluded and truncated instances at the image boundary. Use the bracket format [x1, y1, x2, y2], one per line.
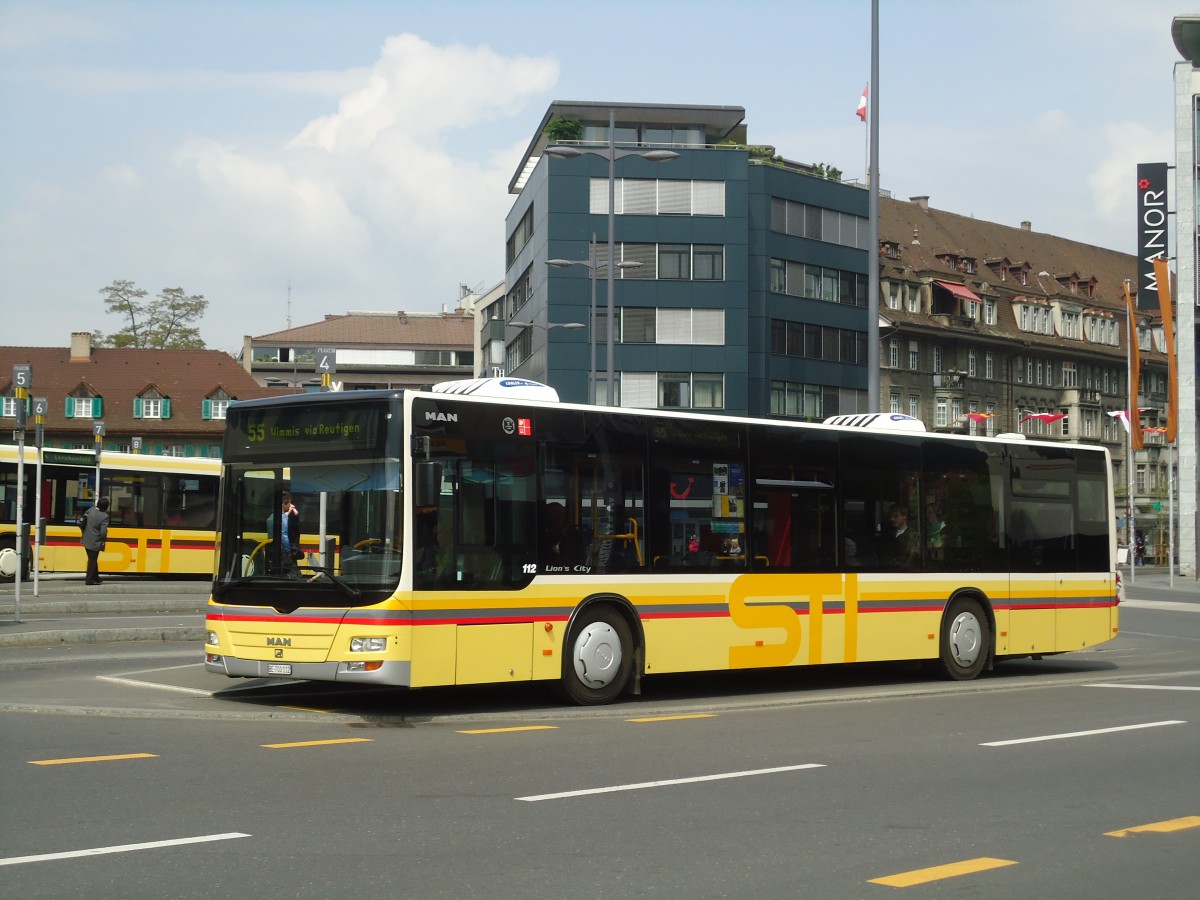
[213, 456, 402, 605]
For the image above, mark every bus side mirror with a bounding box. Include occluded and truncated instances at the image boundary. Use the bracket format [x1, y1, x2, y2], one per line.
[414, 461, 442, 508]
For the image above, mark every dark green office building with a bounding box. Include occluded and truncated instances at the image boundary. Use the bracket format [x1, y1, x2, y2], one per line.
[495, 101, 870, 419]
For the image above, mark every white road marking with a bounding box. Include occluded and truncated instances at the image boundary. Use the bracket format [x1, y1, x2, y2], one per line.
[1085, 683, 1200, 692]
[1121, 598, 1200, 613]
[0, 832, 250, 867]
[981, 720, 1186, 747]
[95, 675, 212, 696]
[516, 763, 825, 801]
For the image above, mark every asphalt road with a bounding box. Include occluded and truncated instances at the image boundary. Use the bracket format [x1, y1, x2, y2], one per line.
[1, 571, 1197, 898]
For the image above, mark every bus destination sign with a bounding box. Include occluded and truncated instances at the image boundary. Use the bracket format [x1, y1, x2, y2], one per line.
[228, 403, 384, 459]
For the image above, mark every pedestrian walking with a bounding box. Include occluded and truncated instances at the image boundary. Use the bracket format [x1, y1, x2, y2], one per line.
[81, 497, 110, 584]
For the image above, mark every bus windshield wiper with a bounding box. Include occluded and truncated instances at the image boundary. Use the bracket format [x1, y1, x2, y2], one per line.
[299, 566, 363, 599]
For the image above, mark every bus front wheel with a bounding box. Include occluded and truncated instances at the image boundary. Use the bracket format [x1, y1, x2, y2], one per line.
[938, 597, 990, 681]
[562, 606, 633, 705]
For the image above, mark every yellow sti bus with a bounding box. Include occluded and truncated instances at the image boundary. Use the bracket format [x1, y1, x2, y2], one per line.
[205, 379, 1119, 704]
[0, 445, 220, 581]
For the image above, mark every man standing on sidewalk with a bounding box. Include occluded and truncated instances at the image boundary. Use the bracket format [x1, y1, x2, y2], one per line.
[81, 497, 110, 585]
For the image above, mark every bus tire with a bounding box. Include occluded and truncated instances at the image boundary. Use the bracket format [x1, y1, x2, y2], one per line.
[0, 544, 17, 582]
[938, 597, 989, 681]
[562, 606, 633, 705]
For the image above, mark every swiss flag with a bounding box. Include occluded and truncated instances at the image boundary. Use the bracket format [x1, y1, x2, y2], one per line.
[856, 85, 868, 122]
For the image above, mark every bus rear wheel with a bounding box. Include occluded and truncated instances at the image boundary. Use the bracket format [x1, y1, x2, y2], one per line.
[938, 597, 989, 681]
[0, 540, 29, 583]
[562, 606, 633, 705]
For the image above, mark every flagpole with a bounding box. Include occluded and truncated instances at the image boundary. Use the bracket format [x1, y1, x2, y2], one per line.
[1125, 278, 1135, 586]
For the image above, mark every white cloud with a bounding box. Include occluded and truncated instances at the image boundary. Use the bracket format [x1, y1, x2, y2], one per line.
[291, 34, 558, 153]
[1089, 122, 1173, 221]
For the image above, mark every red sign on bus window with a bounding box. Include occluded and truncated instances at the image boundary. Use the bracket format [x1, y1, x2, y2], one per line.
[517, 417, 532, 437]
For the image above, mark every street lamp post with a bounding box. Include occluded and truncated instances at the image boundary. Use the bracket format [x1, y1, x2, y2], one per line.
[544, 110, 678, 405]
[548, 233, 642, 403]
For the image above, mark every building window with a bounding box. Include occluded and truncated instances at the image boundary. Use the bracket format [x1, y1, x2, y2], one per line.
[985, 352, 994, 380]
[932, 346, 943, 374]
[890, 391, 901, 414]
[909, 395, 920, 419]
[985, 300, 997, 325]
[692, 245, 724, 280]
[622, 308, 656, 343]
[658, 244, 691, 279]
[134, 396, 170, 420]
[908, 341, 919, 370]
[889, 339, 900, 368]
[967, 349, 977, 377]
[770, 259, 786, 293]
[506, 205, 534, 268]
[935, 398, 948, 428]
[887, 282, 902, 310]
[1062, 361, 1078, 388]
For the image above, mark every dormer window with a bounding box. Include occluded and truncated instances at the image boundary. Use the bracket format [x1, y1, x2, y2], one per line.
[134, 387, 172, 420]
[66, 388, 103, 419]
[960, 257, 976, 275]
[881, 241, 901, 260]
[203, 388, 232, 421]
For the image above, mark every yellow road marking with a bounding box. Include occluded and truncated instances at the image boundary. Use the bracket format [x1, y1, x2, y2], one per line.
[30, 753, 157, 766]
[626, 714, 716, 723]
[261, 738, 373, 749]
[869, 857, 1018, 887]
[457, 726, 558, 734]
[1106, 816, 1200, 837]
[277, 706, 334, 713]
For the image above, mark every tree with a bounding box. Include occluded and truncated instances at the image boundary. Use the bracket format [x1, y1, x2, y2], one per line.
[99, 280, 208, 349]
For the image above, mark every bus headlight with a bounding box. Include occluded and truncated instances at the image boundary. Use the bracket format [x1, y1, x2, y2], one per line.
[206, 631, 219, 646]
[350, 637, 387, 653]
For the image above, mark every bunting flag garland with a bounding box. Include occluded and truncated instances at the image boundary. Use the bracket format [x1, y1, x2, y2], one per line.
[856, 85, 868, 122]
[965, 413, 992, 423]
[1021, 413, 1066, 424]
[1107, 409, 1131, 434]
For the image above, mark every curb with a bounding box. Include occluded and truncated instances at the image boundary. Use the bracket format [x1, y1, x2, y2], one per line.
[0, 626, 205, 648]
[0, 598, 207, 616]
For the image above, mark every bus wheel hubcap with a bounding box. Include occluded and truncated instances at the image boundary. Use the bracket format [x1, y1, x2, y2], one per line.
[948, 612, 982, 667]
[572, 622, 622, 688]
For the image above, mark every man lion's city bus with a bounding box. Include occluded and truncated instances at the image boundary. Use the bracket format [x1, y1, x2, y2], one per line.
[204, 378, 1119, 704]
[0, 445, 221, 581]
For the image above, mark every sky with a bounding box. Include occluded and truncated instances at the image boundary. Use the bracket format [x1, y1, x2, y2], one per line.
[0, 0, 1186, 355]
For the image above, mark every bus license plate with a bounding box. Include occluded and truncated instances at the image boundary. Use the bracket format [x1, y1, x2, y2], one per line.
[267, 664, 292, 676]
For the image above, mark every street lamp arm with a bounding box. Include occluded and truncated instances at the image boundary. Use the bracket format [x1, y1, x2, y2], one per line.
[508, 321, 585, 330]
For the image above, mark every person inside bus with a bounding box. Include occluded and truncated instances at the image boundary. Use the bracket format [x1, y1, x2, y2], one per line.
[80, 497, 110, 585]
[880, 503, 920, 569]
[266, 492, 301, 574]
[925, 501, 946, 561]
[541, 501, 585, 568]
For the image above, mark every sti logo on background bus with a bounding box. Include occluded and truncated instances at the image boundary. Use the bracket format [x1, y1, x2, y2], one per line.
[1136, 162, 1168, 309]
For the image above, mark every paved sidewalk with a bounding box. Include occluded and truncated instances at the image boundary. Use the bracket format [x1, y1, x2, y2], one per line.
[0, 575, 209, 647]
